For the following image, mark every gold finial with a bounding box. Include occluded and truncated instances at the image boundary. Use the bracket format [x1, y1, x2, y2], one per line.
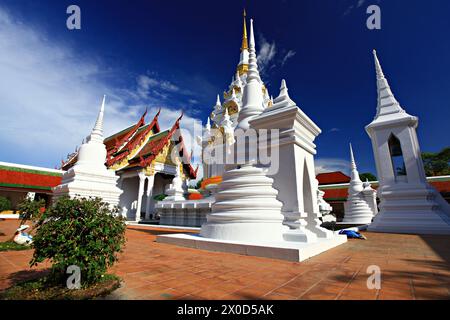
[241, 9, 248, 52]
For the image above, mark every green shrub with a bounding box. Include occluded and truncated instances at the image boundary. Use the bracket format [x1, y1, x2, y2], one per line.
[153, 194, 167, 201]
[30, 196, 126, 286]
[0, 196, 11, 212]
[18, 198, 46, 224]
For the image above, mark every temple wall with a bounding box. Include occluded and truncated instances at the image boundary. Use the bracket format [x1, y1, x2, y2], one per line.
[119, 177, 140, 220]
[156, 199, 212, 227]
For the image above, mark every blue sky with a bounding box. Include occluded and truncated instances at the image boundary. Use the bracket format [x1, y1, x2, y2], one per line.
[0, 0, 449, 177]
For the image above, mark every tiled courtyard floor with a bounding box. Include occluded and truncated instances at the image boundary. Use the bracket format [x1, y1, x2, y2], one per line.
[1, 219, 449, 300]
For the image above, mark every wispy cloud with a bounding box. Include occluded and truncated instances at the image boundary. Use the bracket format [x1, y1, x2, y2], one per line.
[329, 128, 341, 133]
[257, 34, 297, 80]
[357, 0, 367, 8]
[257, 34, 277, 77]
[315, 158, 350, 175]
[0, 5, 202, 172]
[281, 50, 296, 66]
[343, 0, 380, 16]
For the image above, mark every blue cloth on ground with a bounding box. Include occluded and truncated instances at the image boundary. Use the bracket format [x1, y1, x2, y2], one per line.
[339, 230, 365, 239]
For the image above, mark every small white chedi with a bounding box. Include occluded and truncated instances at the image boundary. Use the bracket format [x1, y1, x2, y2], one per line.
[366, 50, 450, 235]
[342, 144, 377, 225]
[164, 163, 186, 201]
[157, 19, 346, 262]
[53, 96, 123, 207]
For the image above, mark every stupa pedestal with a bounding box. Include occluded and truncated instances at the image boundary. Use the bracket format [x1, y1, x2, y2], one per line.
[53, 96, 122, 208]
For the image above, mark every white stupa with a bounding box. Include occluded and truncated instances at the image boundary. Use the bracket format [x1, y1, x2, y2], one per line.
[157, 19, 347, 261]
[366, 50, 450, 235]
[164, 163, 185, 201]
[200, 19, 288, 242]
[53, 96, 122, 207]
[342, 144, 376, 225]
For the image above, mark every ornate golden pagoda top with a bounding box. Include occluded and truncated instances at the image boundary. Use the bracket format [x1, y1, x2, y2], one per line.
[241, 9, 248, 52]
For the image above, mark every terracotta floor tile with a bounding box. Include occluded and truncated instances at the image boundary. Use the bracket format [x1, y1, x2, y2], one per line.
[1, 220, 449, 300]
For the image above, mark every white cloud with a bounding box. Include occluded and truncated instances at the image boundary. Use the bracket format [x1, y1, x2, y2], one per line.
[281, 50, 296, 66]
[344, 0, 380, 16]
[137, 75, 180, 99]
[315, 158, 350, 175]
[0, 6, 202, 173]
[257, 34, 296, 79]
[257, 34, 277, 77]
[329, 128, 341, 133]
[357, 0, 367, 8]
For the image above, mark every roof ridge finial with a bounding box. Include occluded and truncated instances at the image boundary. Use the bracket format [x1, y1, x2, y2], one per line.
[271, 79, 296, 108]
[241, 9, 248, 52]
[216, 94, 221, 106]
[279, 79, 289, 98]
[231, 87, 237, 99]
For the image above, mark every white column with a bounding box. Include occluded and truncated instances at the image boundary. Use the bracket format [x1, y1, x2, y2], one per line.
[144, 175, 155, 220]
[135, 172, 146, 222]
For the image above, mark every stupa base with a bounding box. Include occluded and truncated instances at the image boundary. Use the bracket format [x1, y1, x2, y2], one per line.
[156, 233, 347, 262]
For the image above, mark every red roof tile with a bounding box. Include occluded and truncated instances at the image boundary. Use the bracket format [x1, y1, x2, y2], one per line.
[320, 179, 450, 201]
[0, 165, 62, 191]
[316, 171, 351, 185]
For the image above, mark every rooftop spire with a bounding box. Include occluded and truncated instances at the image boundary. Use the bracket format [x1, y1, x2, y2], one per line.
[269, 79, 296, 110]
[247, 19, 261, 83]
[372, 50, 404, 119]
[231, 88, 237, 99]
[373, 49, 385, 80]
[241, 9, 248, 52]
[349, 143, 357, 170]
[90, 95, 106, 142]
[216, 94, 221, 106]
[236, 18, 264, 130]
[235, 69, 242, 87]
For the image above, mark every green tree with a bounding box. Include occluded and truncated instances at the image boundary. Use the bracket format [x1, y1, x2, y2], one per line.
[359, 172, 377, 182]
[422, 147, 450, 177]
[0, 196, 11, 212]
[195, 178, 204, 190]
[30, 197, 126, 286]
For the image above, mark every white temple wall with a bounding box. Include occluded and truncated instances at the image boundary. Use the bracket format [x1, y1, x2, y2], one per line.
[118, 176, 140, 220]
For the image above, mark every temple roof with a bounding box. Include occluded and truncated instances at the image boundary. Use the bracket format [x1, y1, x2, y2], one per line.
[319, 175, 450, 201]
[0, 162, 63, 193]
[316, 171, 351, 185]
[61, 110, 197, 179]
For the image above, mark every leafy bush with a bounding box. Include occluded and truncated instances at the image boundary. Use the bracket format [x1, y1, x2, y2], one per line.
[18, 198, 46, 225]
[153, 194, 167, 201]
[0, 196, 11, 212]
[30, 196, 126, 286]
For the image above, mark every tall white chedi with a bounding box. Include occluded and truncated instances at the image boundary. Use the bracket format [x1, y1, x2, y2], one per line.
[200, 19, 288, 242]
[251, 79, 334, 241]
[342, 144, 376, 225]
[53, 96, 122, 207]
[366, 50, 450, 234]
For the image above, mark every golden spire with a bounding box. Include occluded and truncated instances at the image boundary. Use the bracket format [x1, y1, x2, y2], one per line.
[241, 9, 248, 52]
